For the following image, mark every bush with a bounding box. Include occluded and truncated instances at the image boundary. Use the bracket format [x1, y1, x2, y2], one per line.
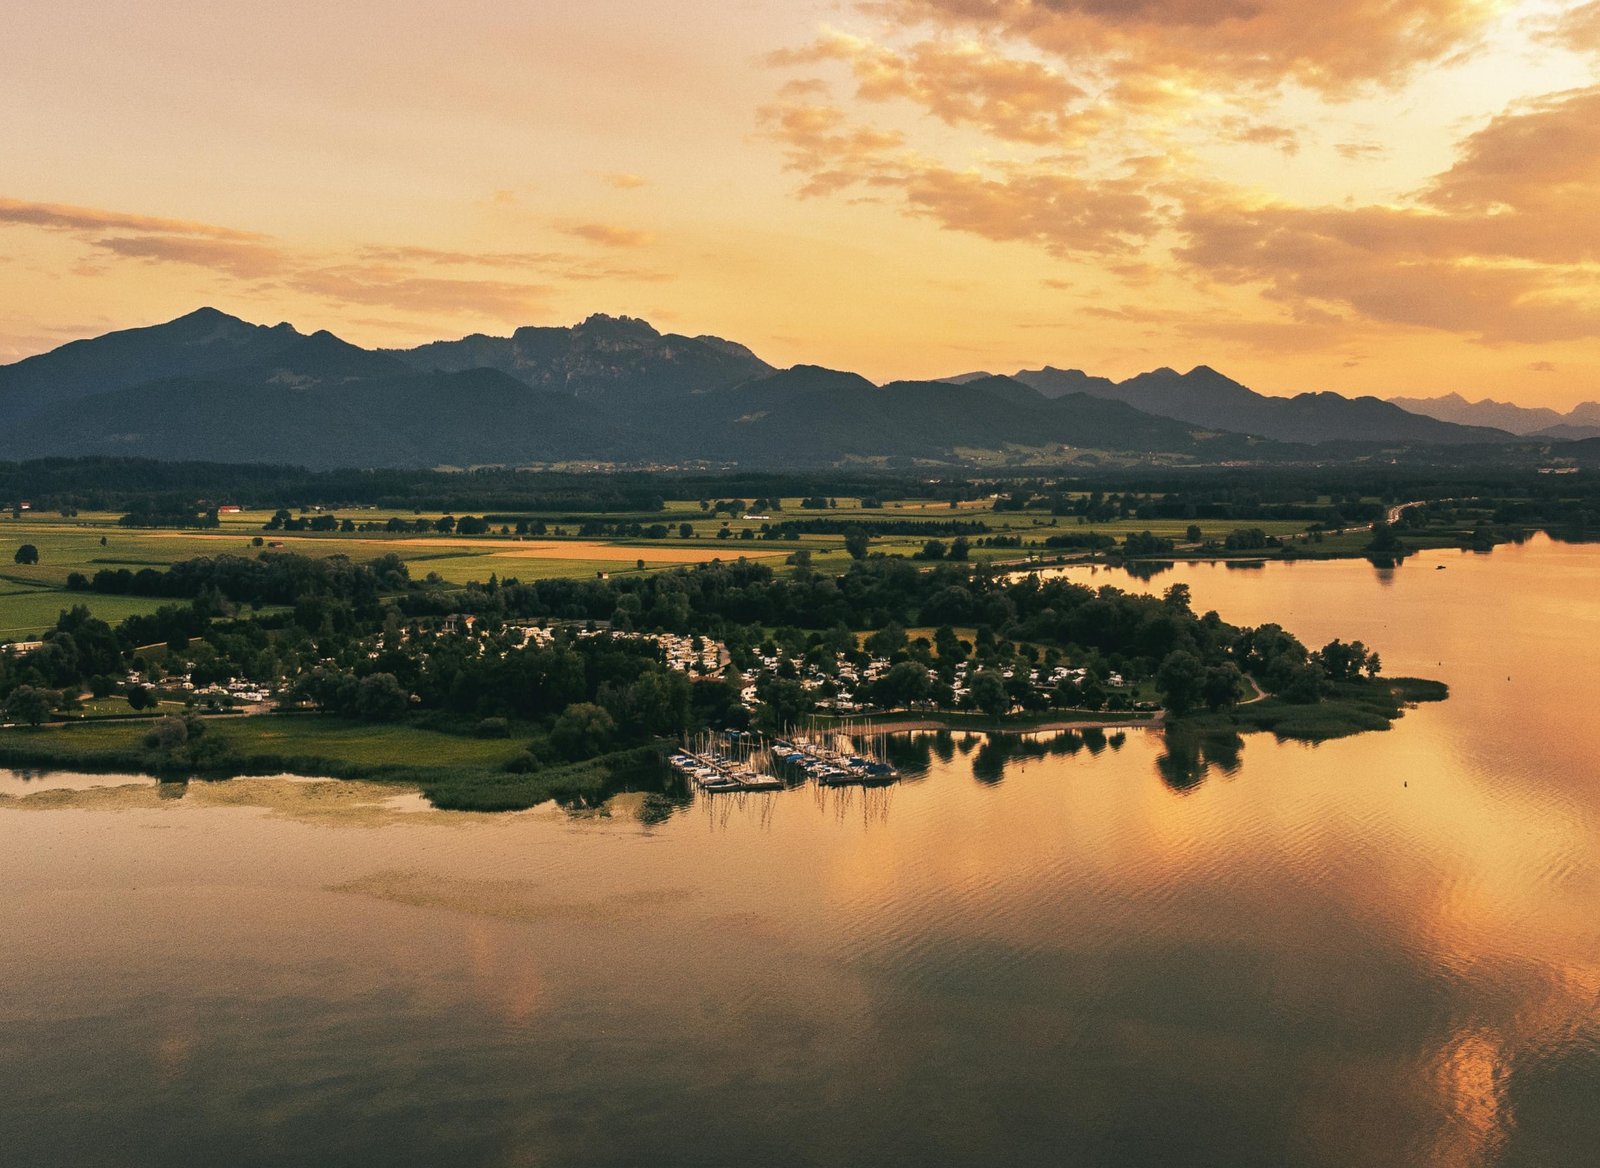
[144, 714, 192, 752]
[550, 702, 616, 761]
[4, 686, 55, 726]
[354, 673, 408, 722]
[475, 716, 510, 739]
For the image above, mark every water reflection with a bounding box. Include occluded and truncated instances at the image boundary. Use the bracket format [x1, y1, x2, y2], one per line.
[1154, 726, 1245, 793]
[1124, 559, 1174, 581]
[1, 536, 1598, 1168]
[0, 768, 158, 796]
[679, 721, 1250, 816]
[812, 781, 896, 827]
[882, 732, 936, 778]
[960, 731, 1087, 785]
[699, 787, 778, 832]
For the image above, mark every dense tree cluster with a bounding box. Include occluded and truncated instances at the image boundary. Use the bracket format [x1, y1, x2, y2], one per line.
[1042, 533, 1117, 551]
[66, 552, 409, 610]
[117, 508, 219, 529]
[2, 545, 1384, 736]
[1223, 528, 1278, 551]
[1121, 531, 1175, 556]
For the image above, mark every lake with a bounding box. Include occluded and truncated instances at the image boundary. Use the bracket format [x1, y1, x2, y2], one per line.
[2, 535, 1596, 1167]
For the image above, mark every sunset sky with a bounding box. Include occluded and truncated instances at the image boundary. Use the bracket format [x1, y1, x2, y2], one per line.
[3, 0, 1598, 406]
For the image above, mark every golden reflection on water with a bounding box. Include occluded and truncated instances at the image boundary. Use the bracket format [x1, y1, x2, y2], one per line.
[0, 535, 1597, 1167]
[1429, 1031, 1509, 1168]
[1034, 536, 1600, 1166]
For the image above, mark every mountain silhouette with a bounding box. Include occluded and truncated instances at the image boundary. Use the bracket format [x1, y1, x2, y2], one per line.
[0, 308, 1532, 468]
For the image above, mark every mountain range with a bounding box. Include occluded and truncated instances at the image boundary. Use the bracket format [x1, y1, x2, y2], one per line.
[1013, 365, 1510, 446]
[0, 307, 1568, 470]
[1385, 392, 1600, 441]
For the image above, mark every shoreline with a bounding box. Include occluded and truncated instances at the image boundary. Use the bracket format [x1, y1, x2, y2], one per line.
[815, 714, 1166, 735]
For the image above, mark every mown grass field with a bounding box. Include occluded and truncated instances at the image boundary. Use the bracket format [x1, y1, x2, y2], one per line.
[217, 716, 528, 768]
[0, 584, 172, 641]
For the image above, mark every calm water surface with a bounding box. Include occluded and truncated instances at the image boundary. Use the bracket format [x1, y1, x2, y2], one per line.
[2, 536, 1597, 1167]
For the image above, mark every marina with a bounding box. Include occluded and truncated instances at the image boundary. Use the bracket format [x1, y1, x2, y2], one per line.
[773, 724, 900, 787]
[669, 732, 784, 793]
[670, 725, 901, 792]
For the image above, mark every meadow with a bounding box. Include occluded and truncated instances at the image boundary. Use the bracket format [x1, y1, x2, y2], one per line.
[0, 713, 666, 811]
[0, 495, 1323, 639]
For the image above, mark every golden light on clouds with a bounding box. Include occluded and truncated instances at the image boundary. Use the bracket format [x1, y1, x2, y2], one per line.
[1, 0, 1597, 404]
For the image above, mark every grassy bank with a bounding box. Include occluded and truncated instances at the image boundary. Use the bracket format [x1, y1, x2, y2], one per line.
[0, 681, 1448, 813]
[1182, 677, 1449, 742]
[812, 676, 1444, 742]
[0, 714, 672, 812]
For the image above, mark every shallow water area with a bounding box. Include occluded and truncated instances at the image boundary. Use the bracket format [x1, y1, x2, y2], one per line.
[1, 535, 1597, 1167]
[0, 768, 159, 797]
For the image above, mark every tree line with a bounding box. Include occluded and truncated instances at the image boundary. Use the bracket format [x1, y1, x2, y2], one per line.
[5, 543, 1395, 745]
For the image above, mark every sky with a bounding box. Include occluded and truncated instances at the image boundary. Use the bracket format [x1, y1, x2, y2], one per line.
[2, 0, 1598, 407]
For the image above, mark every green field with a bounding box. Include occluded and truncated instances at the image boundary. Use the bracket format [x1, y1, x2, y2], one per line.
[0, 497, 1326, 639]
[0, 585, 172, 641]
[0, 714, 668, 812]
[0, 714, 516, 766]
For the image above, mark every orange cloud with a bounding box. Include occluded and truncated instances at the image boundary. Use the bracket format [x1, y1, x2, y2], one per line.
[761, 98, 1155, 254]
[776, 77, 832, 98]
[0, 194, 665, 324]
[773, 31, 1096, 145]
[763, 29, 1600, 348]
[0, 196, 267, 241]
[902, 164, 1156, 254]
[559, 222, 656, 247]
[1217, 118, 1300, 154]
[91, 235, 289, 278]
[1174, 85, 1600, 339]
[1535, 1, 1600, 54]
[600, 172, 648, 189]
[1423, 86, 1600, 223]
[1335, 141, 1388, 161]
[880, 0, 1501, 94]
[1174, 196, 1600, 343]
[758, 101, 908, 195]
